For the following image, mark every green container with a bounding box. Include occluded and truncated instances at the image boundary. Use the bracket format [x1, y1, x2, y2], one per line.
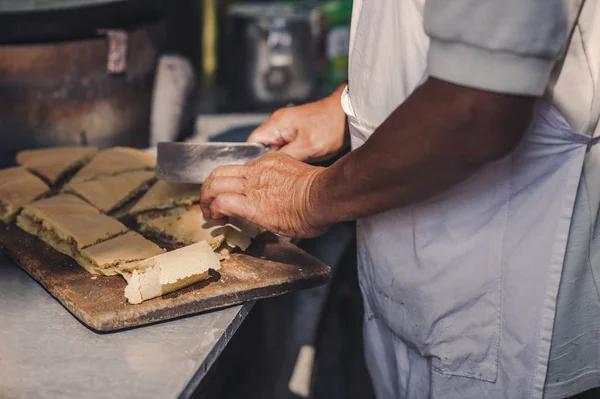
[321, 0, 352, 86]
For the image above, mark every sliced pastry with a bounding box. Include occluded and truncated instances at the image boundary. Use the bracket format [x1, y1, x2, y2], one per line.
[119, 240, 221, 304]
[17, 195, 129, 271]
[16, 146, 97, 184]
[70, 147, 155, 183]
[138, 207, 229, 249]
[79, 231, 165, 275]
[134, 205, 192, 224]
[228, 216, 264, 239]
[0, 167, 50, 223]
[64, 170, 155, 213]
[138, 206, 262, 252]
[129, 180, 200, 219]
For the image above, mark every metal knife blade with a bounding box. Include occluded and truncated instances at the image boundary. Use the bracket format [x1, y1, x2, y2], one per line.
[156, 141, 268, 183]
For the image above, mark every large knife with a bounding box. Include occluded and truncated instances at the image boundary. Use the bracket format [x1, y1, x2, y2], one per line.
[156, 141, 269, 183]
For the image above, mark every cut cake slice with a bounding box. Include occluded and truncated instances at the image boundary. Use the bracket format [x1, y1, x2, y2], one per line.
[138, 206, 262, 252]
[16, 195, 129, 273]
[79, 231, 165, 276]
[0, 167, 50, 223]
[139, 208, 227, 249]
[129, 180, 200, 218]
[16, 146, 98, 184]
[133, 205, 191, 224]
[64, 170, 155, 213]
[70, 147, 155, 183]
[118, 240, 221, 304]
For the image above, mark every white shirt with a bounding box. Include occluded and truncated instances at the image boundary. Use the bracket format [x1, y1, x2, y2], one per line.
[344, 0, 600, 397]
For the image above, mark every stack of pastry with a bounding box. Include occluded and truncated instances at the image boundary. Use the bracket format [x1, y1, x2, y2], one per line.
[14, 147, 168, 279]
[0, 146, 263, 304]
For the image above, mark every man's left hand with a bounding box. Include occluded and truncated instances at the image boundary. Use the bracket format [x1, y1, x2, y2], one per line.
[200, 153, 329, 238]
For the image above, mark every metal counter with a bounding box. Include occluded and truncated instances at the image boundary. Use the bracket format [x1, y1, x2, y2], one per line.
[0, 255, 252, 399]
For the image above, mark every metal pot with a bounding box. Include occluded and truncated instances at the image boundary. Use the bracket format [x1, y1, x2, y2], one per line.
[225, 3, 319, 110]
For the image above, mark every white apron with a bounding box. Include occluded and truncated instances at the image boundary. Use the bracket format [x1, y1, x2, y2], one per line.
[342, 1, 596, 398]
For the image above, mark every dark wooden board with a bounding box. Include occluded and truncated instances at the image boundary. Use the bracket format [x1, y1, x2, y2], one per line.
[0, 224, 331, 332]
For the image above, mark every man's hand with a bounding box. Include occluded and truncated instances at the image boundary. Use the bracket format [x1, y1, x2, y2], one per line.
[248, 85, 348, 162]
[200, 153, 329, 238]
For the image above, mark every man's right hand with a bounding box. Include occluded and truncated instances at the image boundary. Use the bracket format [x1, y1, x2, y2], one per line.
[247, 85, 348, 162]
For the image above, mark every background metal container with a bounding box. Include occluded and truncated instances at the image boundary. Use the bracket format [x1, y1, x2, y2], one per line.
[0, 20, 164, 154]
[225, 3, 319, 110]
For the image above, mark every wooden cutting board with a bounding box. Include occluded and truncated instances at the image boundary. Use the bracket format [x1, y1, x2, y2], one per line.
[0, 223, 330, 332]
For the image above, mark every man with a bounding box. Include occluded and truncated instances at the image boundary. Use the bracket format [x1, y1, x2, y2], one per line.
[201, 0, 600, 398]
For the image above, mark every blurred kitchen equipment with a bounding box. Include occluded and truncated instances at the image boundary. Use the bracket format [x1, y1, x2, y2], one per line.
[202, 0, 218, 85]
[150, 55, 197, 145]
[156, 141, 268, 183]
[0, 17, 164, 153]
[225, 2, 319, 110]
[0, 0, 162, 44]
[192, 114, 269, 144]
[319, 0, 352, 88]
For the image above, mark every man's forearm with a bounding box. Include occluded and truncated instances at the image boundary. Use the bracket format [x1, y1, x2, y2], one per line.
[308, 78, 535, 226]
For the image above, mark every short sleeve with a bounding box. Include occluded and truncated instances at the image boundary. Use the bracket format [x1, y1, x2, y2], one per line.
[424, 0, 575, 96]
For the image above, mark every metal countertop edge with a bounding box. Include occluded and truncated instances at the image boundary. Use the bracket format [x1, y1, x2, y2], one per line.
[178, 301, 256, 399]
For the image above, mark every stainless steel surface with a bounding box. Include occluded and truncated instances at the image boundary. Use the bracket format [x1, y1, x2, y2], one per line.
[0, 254, 253, 399]
[157, 141, 268, 183]
[225, 3, 318, 108]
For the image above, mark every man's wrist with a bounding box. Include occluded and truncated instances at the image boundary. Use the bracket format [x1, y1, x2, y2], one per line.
[305, 166, 338, 229]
